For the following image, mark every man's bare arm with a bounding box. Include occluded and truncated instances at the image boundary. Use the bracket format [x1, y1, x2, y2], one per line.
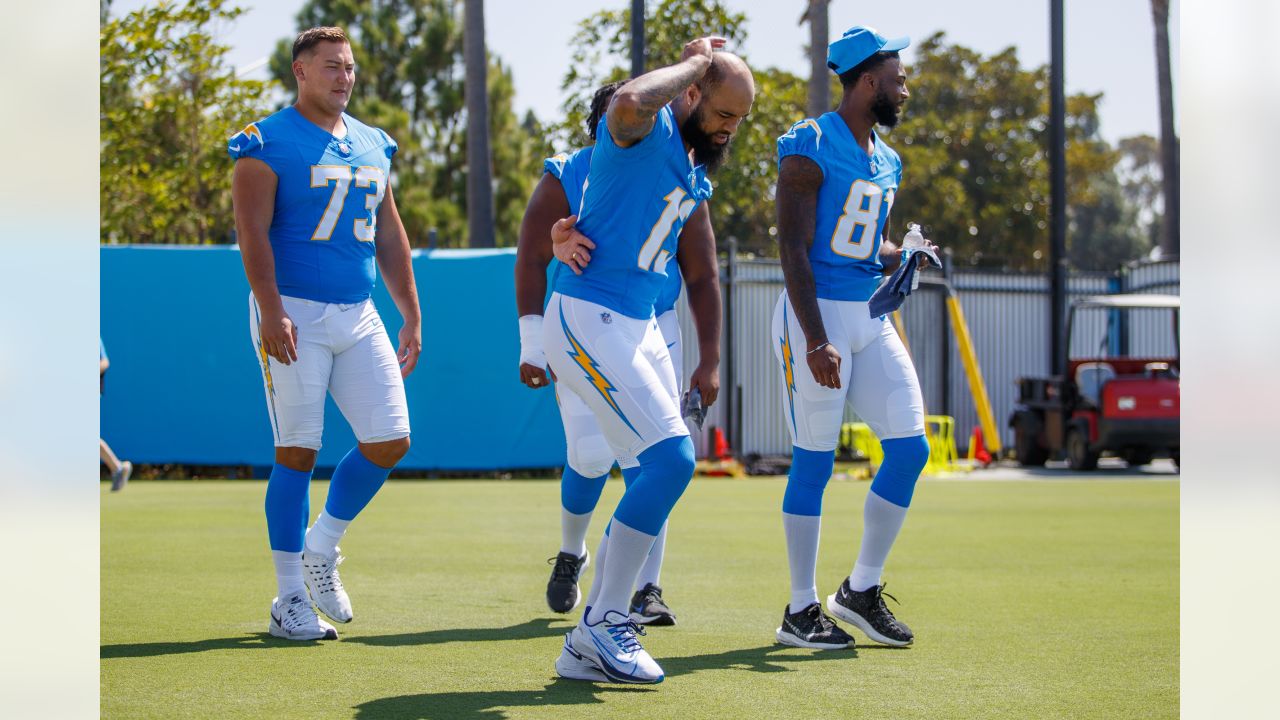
[232, 158, 296, 364]
[515, 174, 571, 317]
[606, 36, 723, 147]
[373, 183, 423, 377]
[675, 202, 721, 406]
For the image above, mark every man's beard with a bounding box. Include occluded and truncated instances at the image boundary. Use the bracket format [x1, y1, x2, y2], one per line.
[871, 89, 901, 128]
[680, 106, 732, 173]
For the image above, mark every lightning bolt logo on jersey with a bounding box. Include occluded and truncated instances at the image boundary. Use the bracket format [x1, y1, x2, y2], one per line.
[227, 107, 398, 304]
[553, 106, 712, 320]
[778, 113, 903, 301]
[544, 145, 688, 316]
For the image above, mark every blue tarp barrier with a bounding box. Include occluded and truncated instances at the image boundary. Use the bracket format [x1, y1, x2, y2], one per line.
[100, 245, 566, 471]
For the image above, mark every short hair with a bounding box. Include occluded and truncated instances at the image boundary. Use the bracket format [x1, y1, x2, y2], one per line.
[837, 50, 899, 89]
[292, 26, 349, 61]
[587, 80, 626, 141]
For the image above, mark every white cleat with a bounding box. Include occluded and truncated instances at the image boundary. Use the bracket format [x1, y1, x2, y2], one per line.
[554, 631, 609, 681]
[303, 548, 352, 623]
[110, 461, 132, 492]
[269, 592, 338, 641]
[569, 607, 664, 684]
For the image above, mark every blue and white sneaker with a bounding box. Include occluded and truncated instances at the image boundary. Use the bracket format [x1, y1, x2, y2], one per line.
[568, 607, 664, 684]
[268, 591, 338, 641]
[554, 631, 608, 681]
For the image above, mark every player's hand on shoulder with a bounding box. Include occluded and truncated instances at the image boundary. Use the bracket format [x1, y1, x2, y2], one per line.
[520, 363, 551, 389]
[806, 341, 842, 390]
[397, 324, 422, 378]
[689, 361, 720, 407]
[551, 215, 596, 275]
[681, 36, 726, 64]
[260, 310, 298, 365]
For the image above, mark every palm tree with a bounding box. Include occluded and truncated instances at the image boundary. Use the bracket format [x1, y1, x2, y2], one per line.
[801, 0, 830, 118]
[1151, 0, 1178, 257]
[464, 0, 495, 248]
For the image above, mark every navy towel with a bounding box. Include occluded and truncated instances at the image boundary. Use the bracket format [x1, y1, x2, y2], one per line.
[868, 247, 942, 317]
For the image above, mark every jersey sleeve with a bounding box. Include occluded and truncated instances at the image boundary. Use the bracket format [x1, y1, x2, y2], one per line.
[543, 152, 569, 179]
[593, 104, 673, 164]
[226, 121, 287, 174]
[776, 118, 826, 173]
[378, 128, 398, 160]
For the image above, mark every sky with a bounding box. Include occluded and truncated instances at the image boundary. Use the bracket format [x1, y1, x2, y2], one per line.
[108, 0, 1179, 145]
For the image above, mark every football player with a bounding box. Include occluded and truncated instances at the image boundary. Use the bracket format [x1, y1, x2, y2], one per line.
[541, 38, 753, 684]
[772, 25, 938, 650]
[228, 26, 421, 641]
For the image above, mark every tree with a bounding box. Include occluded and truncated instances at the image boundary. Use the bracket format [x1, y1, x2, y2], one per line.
[100, 0, 272, 244]
[801, 0, 830, 119]
[268, 0, 541, 247]
[463, 0, 495, 247]
[1150, 0, 1178, 257]
[1116, 134, 1163, 249]
[885, 33, 1137, 270]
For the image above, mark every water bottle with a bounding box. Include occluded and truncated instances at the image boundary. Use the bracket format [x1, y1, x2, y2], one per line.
[902, 223, 928, 290]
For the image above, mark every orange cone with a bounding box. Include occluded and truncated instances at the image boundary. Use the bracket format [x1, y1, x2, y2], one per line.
[713, 426, 732, 460]
[969, 426, 992, 466]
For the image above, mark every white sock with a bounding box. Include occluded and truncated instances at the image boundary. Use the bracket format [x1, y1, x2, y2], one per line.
[635, 521, 667, 590]
[783, 512, 822, 611]
[272, 550, 305, 599]
[849, 490, 909, 591]
[304, 510, 350, 557]
[561, 508, 593, 558]
[584, 519, 655, 625]
[583, 528, 610, 610]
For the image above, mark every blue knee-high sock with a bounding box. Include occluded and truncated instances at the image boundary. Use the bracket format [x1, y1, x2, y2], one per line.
[782, 447, 836, 516]
[850, 434, 930, 591]
[613, 436, 696, 536]
[561, 466, 610, 515]
[324, 447, 393, 522]
[781, 447, 835, 610]
[266, 464, 313, 552]
[869, 435, 930, 508]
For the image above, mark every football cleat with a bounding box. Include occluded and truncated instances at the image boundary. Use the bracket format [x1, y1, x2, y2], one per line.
[775, 602, 855, 650]
[554, 631, 609, 681]
[827, 580, 914, 647]
[269, 592, 338, 641]
[303, 548, 352, 623]
[629, 583, 677, 626]
[110, 461, 133, 492]
[546, 550, 589, 613]
[569, 607, 664, 684]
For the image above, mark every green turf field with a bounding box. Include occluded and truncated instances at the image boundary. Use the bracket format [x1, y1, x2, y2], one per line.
[101, 476, 1178, 719]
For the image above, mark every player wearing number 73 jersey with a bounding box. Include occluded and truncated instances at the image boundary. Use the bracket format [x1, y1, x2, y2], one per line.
[772, 25, 939, 652]
[228, 26, 421, 642]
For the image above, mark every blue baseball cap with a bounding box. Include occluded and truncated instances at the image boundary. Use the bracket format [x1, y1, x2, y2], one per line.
[827, 25, 909, 75]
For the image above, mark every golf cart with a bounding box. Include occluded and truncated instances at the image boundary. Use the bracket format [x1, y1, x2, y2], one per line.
[1009, 294, 1180, 470]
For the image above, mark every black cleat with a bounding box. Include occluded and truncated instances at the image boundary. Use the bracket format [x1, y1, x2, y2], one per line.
[546, 550, 589, 613]
[775, 602, 854, 650]
[629, 583, 677, 626]
[827, 580, 914, 646]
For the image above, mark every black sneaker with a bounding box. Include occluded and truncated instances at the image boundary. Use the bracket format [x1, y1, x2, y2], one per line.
[775, 602, 855, 650]
[545, 551, 589, 613]
[826, 580, 914, 646]
[628, 583, 677, 626]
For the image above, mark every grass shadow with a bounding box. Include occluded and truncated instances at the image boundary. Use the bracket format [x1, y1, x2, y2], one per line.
[101, 618, 570, 659]
[353, 678, 652, 720]
[660, 642, 872, 677]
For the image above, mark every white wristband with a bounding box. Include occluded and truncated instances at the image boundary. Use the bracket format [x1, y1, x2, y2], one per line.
[518, 314, 545, 367]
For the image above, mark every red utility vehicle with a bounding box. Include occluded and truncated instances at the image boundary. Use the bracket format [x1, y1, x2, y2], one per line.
[1010, 294, 1180, 470]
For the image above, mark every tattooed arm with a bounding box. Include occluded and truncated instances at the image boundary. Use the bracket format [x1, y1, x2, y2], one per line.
[606, 36, 725, 147]
[777, 154, 842, 390]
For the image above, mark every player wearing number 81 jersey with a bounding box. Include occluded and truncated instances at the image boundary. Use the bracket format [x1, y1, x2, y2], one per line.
[229, 26, 422, 642]
[772, 25, 939, 652]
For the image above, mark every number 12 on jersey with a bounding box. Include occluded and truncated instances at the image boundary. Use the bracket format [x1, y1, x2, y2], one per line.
[829, 179, 892, 260]
[638, 187, 696, 271]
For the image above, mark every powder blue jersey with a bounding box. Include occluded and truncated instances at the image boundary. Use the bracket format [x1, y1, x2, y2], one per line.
[544, 145, 688, 315]
[553, 106, 710, 319]
[777, 113, 903, 301]
[227, 106, 398, 304]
